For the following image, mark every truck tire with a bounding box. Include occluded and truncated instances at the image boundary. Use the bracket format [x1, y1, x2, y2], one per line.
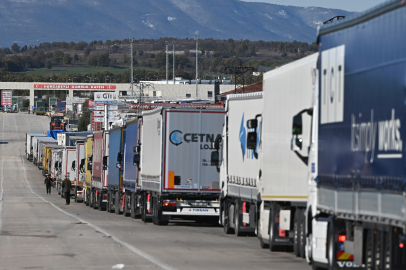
[85, 189, 89, 206]
[115, 191, 120, 215]
[223, 201, 234, 234]
[269, 203, 278, 252]
[327, 225, 336, 270]
[98, 191, 103, 211]
[92, 190, 98, 209]
[130, 192, 137, 219]
[294, 209, 300, 257]
[234, 200, 243, 236]
[299, 209, 306, 258]
[123, 193, 129, 217]
[153, 197, 168, 226]
[89, 190, 94, 208]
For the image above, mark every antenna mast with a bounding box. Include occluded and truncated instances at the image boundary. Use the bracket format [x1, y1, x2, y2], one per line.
[195, 31, 199, 98]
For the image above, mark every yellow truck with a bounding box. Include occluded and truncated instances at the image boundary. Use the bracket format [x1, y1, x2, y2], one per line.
[41, 144, 62, 176]
[83, 136, 93, 206]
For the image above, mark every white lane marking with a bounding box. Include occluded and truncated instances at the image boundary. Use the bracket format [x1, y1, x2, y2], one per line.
[13, 114, 177, 270]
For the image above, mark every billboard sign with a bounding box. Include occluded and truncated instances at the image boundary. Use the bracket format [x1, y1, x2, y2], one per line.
[93, 111, 105, 117]
[94, 117, 105, 122]
[94, 92, 118, 104]
[1, 91, 12, 106]
[34, 84, 115, 90]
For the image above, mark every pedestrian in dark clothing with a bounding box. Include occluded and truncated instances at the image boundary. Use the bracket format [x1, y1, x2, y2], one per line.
[44, 174, 53, 194]
[62, 176, 71, 205]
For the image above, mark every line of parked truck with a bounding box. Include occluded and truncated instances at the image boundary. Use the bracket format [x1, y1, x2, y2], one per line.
[24, 2, 406, 269]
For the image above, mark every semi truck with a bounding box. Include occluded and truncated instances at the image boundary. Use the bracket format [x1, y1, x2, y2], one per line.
[105, 127, 126, 214]
[32, 137, 57, 166]
[42, 144, 64, 176]
[121, 118, 142, 218]
[293, 2, 406, 269]
[247, 53, 318, 253]
[87, 131, 106, 210]
[71, 137, 86, 202]
[83, 135, 93, 206]
[35, 101, 46, 115]
[37, 139, 58, 170]
[49, 148, 63, 183]
[212, 92, 263, 236]
[56, 147, 76, 197]
[26, 132, 47, 160]
[136, 107, 225, 225]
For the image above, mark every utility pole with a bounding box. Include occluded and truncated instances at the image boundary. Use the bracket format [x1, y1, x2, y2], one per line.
[166, 43, 169, 84]
[173, 43, 175, 84]
[195, 31, 199, 98]
[131, 38, 134, 96]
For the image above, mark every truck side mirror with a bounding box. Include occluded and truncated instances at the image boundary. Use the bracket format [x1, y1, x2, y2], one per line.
[211, 151, 219, 166]
[102, 156, 108, 167]
[211, 139, 220, 150]
[117, 152, 122, 163]
[80, 159, 85, 172]
[292, 114, 303, 135]
[133, 153, 140, 167]
[87, 162, 92, 171]
[247, 119, 257, 129]
[247, 131, 257, 150]
[133, 146, 140, 153]
[87, 156, 92, 162]
[71, 160, 76, 171]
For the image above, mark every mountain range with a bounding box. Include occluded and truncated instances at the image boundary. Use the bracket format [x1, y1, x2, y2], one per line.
[0, 0, 355, 47]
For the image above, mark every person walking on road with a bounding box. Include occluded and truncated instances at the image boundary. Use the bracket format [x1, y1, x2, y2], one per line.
[44, 174, 53, 194]
[62, 176, 71, 205]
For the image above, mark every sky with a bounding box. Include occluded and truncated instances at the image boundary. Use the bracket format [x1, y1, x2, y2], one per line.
[241, 0, 387, 12]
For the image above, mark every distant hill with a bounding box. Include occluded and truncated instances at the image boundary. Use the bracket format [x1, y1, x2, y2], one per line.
[0, 0, 355, 47]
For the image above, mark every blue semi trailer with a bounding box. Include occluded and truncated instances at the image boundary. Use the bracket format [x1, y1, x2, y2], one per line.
[105, 126, 126, 214]
[291, 1, 406, 269]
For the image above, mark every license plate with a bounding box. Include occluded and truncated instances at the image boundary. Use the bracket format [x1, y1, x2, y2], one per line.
[191, 202, 207, 207]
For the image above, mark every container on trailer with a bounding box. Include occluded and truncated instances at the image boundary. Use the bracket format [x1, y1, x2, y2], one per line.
[26, 132, 47, 160]
[32, 137, 56, 166]
[215, 92, 263, 235]
[56, 147, 76, 197]
[300, 2, 406, 269]
[38, 139, 58, 168]
[83, 135, 94, 206]
[255, 53, 317, 252]
[138, 107, 225, 225]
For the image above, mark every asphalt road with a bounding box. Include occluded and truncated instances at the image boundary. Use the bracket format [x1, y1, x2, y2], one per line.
[0, 112, 311, 270]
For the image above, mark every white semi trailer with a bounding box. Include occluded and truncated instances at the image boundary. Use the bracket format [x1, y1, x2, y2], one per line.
[136, 107, 225, 225]
[213, 93, 263, 236]
[247, 53, 318, 254]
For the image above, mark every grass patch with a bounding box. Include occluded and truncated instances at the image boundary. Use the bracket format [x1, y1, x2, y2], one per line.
[23, 65, 158, 76]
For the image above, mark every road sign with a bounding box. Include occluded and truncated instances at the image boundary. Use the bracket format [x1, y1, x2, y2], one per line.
[1, 90, 12, 106]
[94, 92, 118, 104]
[108, 111, 119, 116]
[5, 105, 9, 108]
[108, 105, 118, 110]
[93, 117, 104, 122]
[93, 111, 105, 116]
[32, 106, 35, 109]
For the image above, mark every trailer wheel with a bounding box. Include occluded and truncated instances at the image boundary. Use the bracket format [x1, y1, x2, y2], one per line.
[269, 203, 278, 252]
[89, 190, 93, 208]
[223, 201, 233, 234]
[152, 197, 168, 226]
[327, 225, 336, 270]
[123, 193, 129, 217]
[106, 191, 111, 213]
[234, 200, 243, 236]
[92, 190, 98, 209]
[299, 209, 306, 258]
[115, 191, 120, 215]
[294, 209, 300, 257]
[85, 189, 89, 206]
[98, 191, 104, 211]
[130, 192, 136, 219]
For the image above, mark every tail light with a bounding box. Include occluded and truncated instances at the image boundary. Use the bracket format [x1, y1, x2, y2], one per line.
[338, 235, 347, 243]
[163, 202, 176, 207]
